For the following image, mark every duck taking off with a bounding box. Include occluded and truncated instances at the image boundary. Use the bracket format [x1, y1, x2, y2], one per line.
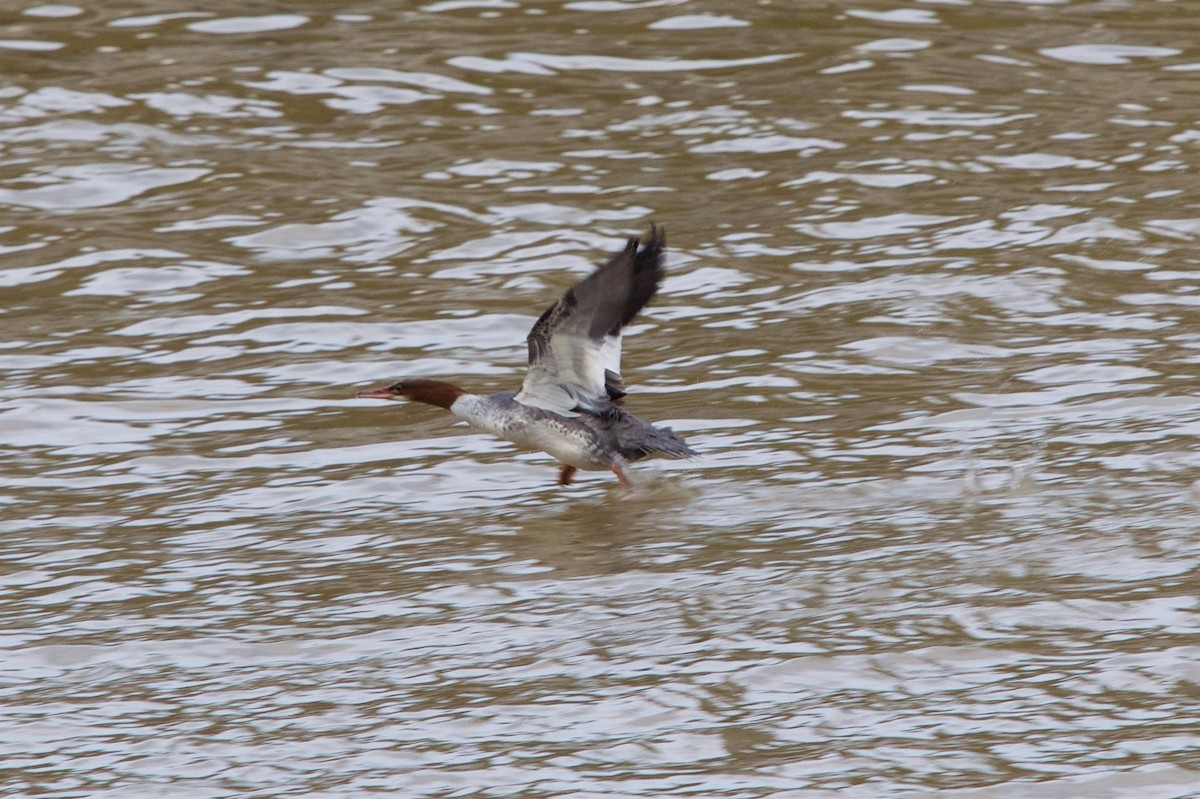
[356, 224, 696, 488]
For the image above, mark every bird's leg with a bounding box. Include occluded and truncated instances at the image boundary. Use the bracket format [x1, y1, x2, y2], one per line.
[610, 462, 633, 491]
[557, 464, 578, 486]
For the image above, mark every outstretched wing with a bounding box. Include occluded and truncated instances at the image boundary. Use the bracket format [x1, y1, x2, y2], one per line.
[514, 224, 666, 417]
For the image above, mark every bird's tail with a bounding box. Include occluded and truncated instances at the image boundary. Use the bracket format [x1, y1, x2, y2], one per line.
[622, 423, 698, 461]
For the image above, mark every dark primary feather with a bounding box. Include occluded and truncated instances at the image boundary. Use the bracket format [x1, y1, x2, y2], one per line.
[525, 224, 666, 367]
[602, 368, 626, 404]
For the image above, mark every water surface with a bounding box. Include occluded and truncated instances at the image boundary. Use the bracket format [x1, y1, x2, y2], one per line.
[3, 1, 1200, 796]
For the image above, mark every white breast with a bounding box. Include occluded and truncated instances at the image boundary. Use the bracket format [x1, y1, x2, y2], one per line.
[450, 394, 606, 470]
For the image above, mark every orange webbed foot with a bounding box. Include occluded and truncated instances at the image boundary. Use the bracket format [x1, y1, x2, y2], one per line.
[611, 463, 633, 491]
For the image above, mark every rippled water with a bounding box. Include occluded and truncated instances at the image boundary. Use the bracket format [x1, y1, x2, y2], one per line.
[4, 1, 1200, 796]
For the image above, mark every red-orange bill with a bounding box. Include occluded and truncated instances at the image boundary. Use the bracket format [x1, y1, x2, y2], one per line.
[356, 388, 396, 400]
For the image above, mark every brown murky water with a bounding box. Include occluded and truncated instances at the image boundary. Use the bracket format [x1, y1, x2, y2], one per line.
[3, 1, 1200, 796]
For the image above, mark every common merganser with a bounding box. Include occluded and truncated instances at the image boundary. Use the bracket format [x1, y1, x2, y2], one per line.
[356, 224, 696, 488]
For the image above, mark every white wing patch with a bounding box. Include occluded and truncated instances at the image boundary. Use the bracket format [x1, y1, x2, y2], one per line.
[598, 332, 622, 379]
[515, 330, 622, 416]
